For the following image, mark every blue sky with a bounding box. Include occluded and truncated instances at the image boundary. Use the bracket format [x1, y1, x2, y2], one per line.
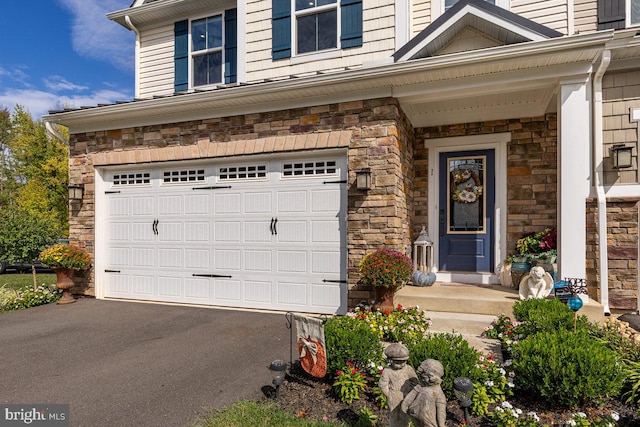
[0, 0, 135, 119]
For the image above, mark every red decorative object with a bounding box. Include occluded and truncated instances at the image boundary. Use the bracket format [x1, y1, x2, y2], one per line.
[53, 267, 76, 304]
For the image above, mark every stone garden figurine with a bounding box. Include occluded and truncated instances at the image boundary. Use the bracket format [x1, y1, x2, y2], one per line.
[518, 265, 553, 300]
[379, 343, 419, 427]
[401, 359, 447, 427]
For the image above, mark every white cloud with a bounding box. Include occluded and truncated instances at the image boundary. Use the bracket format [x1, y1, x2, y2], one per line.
[44, 75, 89, 92]
[0, 87, 132, 119]
[0, 65, 33, 87]
[56, 0, 135, 72]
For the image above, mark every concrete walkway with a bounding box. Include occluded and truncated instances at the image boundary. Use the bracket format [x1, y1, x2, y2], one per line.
[0, 299, 291, 427]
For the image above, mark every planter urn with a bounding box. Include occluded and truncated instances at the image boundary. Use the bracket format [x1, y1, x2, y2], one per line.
[374, 286, 397, 312]
[53, 267, 76, 304]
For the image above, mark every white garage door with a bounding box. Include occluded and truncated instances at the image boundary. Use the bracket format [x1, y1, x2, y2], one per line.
[99, 154, 347, 314]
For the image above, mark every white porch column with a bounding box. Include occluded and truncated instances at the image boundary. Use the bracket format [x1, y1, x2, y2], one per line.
[557, 77, 592, 280]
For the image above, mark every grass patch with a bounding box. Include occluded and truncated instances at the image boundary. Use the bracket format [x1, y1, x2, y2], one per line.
[192, 400, 345, 427]
[0, 273, 56, 291]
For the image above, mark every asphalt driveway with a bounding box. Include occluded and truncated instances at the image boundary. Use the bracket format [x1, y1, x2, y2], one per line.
[0, 299, 292, 426]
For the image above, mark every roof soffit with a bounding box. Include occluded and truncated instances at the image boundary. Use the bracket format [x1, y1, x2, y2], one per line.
[108, 0, 234, 29]
[394, 0, 563, 62]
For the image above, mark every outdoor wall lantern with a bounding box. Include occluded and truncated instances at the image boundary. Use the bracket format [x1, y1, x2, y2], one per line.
[611, 144, 633, 169]
[268, 359, 287, 399]
[453, 377, 474, 425]
[68, 184, 84, 202]
[355, 169, 371, 190]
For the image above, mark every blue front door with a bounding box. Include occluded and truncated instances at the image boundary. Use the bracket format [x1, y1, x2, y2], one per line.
[438, 150, 495, 272]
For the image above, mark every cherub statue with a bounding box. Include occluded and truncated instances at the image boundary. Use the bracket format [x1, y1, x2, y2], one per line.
[518, 265, 553, 300]
[379, 343, 418, 427]
[401, 359, 447, 427]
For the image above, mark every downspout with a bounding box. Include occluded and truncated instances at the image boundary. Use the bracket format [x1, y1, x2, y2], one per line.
[125, 16, 140, 98]
[593, 49, 611, 316]
[45, 121, 68, 145]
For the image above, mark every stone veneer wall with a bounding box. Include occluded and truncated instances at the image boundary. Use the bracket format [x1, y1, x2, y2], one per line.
[414, 114, 558, 260]
[68, 97, 414, 307]
[586, 198, 639, 310]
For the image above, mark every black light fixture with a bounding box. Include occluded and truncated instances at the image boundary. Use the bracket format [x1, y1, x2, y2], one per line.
[355, 168, 371, 190]
[68, 184, 84, 202]
[268, 359, 287, 398]
[611, 144, 633, 169]
[453, 377, 474, 425]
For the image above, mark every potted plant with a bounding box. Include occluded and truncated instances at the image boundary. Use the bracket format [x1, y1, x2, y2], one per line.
[39, 244, 91, 304]
[508, 228, 557, 287]
[359, 247, 412, 312]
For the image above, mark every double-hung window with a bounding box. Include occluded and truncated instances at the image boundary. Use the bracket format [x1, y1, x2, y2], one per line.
[295, 0, 338, 54]
[192, 15, 223, 87]
[174, 9, 237, 92]
[630, 0, 640, 25]
[272, 0, 362, 60]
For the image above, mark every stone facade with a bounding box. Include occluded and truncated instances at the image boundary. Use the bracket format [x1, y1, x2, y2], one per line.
[68, 97, 415, 304]
[587, 198, 639, 310]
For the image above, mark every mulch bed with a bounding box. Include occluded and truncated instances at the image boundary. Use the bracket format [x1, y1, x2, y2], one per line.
[271, 362, 639, 426]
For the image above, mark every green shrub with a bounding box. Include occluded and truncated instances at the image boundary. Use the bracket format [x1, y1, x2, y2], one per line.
[324, 315, 384, 376]
[512, 298, 590, 337]
[348, 305, 432, 344]
[333, 362, 368, 404]
[406, 333, 483, 398]
[1, 284, 61, 312]
[512, 330, 624, 407]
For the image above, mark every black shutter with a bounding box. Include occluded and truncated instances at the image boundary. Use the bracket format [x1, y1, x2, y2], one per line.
[174, 20, 189, 92]
[598, 0, 626, 30]
[225, 9, 238, 84]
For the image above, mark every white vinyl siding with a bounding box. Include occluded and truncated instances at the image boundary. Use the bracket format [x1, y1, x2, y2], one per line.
[574, 0, 598, 34]
[245, 0, 395, 82]
[139, 23, 175, 98]
[511, 0, 569, 33]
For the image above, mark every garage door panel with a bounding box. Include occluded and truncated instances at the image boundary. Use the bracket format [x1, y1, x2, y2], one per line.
[277, 250, 307, 273]
[184, 194, 209, 215]
[278, 191, 306, 213]
[214, 249, 241, 270]
[105, 275, 130, 296]
[244, 221, 271, 243]
[184, 278, 210, 299]
[214, 222, 241, 242]
[277, 221, 307, 243]
[132, 222, 153, 241]
[158, 248, 182, 269]
[185, 222, 210, 242]
[311, 251, 341, 274]
[244, 250, 272, 272]
[214, 279, 242, 301]
[244, 280, 273, 303]
[311, 283, 341, 307]
[311, 221, 340, 243]
[109, 198, 130, 216]
[158, 276, 182, 297]
[244, 192, 272, 213]
[109, 223, 130, 241]
[132, 197, 155, 216]
[131, 275, 155, 295]
[132, 248, 155, 268]
[158, 195, 182, 216]
[109, 247, 131, 267]
[215, 193, 241, 214]
[158, 222, 182, 242]
[278, 281, 307, 305]
[185, 249, 211, 269]
[311, 189, 341, 212]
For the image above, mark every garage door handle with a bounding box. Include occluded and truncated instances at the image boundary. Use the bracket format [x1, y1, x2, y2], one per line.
[152, 219, 158, 235]
[273, 218, 278, 235]
[323, 279, 347, 284]
[105, 269, 121, 273]
[270, 218, 274, 235]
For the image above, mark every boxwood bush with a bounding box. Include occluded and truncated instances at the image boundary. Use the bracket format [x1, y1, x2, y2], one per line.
[512, 297, 590, 337]
[512, 329, 624, 407]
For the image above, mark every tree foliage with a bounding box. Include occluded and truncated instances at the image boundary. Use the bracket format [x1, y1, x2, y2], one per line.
[0, 105, 69, 237]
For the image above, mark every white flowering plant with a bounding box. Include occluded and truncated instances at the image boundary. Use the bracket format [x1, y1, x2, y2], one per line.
[346, 304, 432, 344]
[0, 284, 62, 312]
[491, 401, 539, 427]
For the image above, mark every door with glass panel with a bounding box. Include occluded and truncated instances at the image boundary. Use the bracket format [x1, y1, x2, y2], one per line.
[438, 150, 495, 272]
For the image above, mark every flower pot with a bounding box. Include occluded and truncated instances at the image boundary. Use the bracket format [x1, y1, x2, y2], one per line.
[374, 287, 396, 312]
[53, 267, 76, 304]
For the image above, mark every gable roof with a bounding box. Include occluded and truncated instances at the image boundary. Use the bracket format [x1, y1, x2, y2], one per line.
[393, 0, 563, 62]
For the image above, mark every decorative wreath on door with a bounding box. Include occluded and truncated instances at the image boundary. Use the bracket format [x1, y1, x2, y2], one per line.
[451, 168, 483, 204]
